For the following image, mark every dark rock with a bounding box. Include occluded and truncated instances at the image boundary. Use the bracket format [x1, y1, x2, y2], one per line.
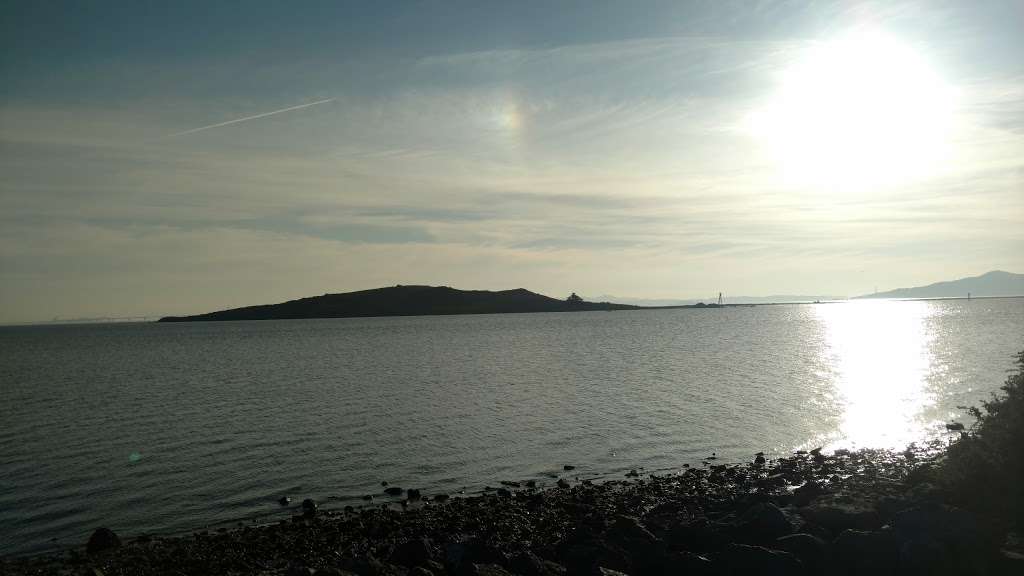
[433, 494, 449, 502]
[385, 487, 404, 496]
[286, 564, 314, 576]
[754, 453, 766, 466]
[363, 494, 374, 501]
[496, 488, 512, 498]
[564, 465, 576, 471]
[891, 503, 999, 574]
[500, 481, 521, 488]
[625, 469, 639, 478]
[382, 481, 389, 486]
[719, 543, 802, 576]
[790, 477, 823, 504]
[557, 479, 570, 489]
[526, 480, 538, 488]
[831, 529, 900, 576]
[390, 537, 434, 567]
[302, 498, 318, 518]
[86, 527, 121, 555]
[774, 533, 828, 573]
[279, 496, 292, 506]
[899, 537, 954, 576]
[561, 542, 632, 576]
[735, 502, 793, 543]
[657, 551, 716, 576]
[468, 564, 513, 576]
[407, 489, 422, 501]
[510, 551, 547, 576]
[801, 500, 881, 534]
[340, 555, 407, 576]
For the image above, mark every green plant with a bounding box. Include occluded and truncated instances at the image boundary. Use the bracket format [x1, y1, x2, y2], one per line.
[941, 349, 1024, 526]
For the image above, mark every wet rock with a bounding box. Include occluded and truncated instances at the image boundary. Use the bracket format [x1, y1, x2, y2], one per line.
[363, 494, 374, 501]
[385, 487, 404, 496]
[390, 537, 434, 567]
[500, 481, 521, 488]
[433, 494, 449, 503]
[735, 502, 793, 543]
[496, 488, 512, 498]
[302, 498, 318, 518]
[86, 527, 121, 555]
[754, 452, 766, 466]
[279, 496, 292, 506]
[719, 543, 802, 576]
[625, 469, 639, 478]
[525, 480, 537, 488]
[564, 465, 576, 471]
[774, 533, 828, 574]
[407, 489, 422, 501]
[557, 479, 570, 489]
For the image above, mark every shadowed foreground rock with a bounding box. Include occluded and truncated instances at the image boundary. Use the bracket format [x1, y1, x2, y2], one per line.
[4, 445, 1017, 575]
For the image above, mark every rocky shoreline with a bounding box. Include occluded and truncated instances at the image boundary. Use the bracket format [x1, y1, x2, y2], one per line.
[4, 443, 1021, 575]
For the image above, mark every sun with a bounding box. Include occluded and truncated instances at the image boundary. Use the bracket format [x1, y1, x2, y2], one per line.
[751, 29, 956, 192]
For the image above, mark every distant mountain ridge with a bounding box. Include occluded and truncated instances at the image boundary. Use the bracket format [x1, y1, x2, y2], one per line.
[158, 285, 640, 322]
[857, 270, 1024, 299]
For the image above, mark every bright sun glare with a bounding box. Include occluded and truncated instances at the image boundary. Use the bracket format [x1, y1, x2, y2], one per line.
[753, 29, 956, 192]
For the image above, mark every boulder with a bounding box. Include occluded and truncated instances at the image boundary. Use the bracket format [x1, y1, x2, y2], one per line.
[774, 533, 828, 573]
[831, 529, 900, 576]
[792, 480, 824, 507]
[385, 487, 404, 496]
[719, 543, 802, 576]
[509, 551, 547, 576]
[801, 499, 881, 534]
[86, 527, 121, 555]
[302, 498, 318, 518]
[735, 502, 793, 543]
[407, 489, 422, 501]
[390, 538, 435, 567]
[468, 564, 514, 576]
[557, 479, 570, 489]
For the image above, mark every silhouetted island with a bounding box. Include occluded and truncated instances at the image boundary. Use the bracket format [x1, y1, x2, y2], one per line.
[158, 286, 646, 322]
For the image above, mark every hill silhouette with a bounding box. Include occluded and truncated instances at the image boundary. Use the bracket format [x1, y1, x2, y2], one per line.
[158, 285, 640, 322]
[856, 270, 1024, 299]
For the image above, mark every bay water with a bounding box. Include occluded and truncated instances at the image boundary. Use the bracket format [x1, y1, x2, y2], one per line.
[1, 298, 1022, 556]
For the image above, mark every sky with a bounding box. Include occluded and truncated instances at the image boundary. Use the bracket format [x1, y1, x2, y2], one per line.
[1, 0, 1022, 322]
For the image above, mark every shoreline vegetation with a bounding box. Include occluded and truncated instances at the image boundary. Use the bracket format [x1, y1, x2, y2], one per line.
[6, 354, 1024, 575]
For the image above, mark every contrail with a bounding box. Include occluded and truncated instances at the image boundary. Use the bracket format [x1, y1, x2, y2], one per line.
[163, 98, 335, 138]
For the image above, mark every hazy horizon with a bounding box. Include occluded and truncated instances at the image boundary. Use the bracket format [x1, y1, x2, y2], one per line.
[3, 1, 1023, 323]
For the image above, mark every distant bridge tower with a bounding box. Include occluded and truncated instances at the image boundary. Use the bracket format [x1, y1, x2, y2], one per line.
[718, 292, 723, 306]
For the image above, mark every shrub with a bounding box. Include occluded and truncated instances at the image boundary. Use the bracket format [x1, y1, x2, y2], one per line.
[941, 349, 1024, 526]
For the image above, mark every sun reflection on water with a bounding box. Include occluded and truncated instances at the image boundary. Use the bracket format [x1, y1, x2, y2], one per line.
[815, 300, 939, 449]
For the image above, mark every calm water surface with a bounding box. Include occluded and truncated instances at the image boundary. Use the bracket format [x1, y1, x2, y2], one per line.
[1, 299, 1022, 556]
